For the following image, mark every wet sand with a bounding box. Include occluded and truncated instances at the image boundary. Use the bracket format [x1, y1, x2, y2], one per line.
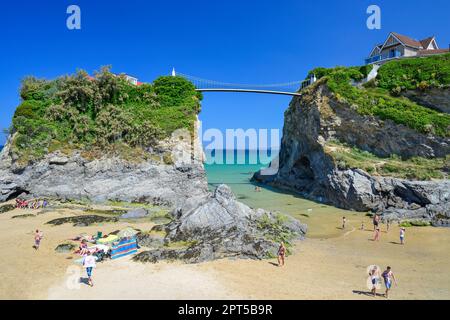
[0, 202, 449, 300]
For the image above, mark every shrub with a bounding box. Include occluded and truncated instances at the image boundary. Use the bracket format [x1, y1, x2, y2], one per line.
[376, 53, 450, 91]
[10, 66, 202, 164]
[308, 58, 450, 137]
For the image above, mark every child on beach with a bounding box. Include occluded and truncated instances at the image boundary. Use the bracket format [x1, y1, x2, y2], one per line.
[34, 229, 43, 250]
[342, 216, 346, 229]
[400, 228, 406, 245]
[277, 242, 286, 267]
[382, 266, 397, 298]
[82, 251, 97, 287]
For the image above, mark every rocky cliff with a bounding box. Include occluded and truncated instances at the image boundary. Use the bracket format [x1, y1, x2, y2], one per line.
[0, 68, 306, 262]
[254, 64, 450, 226]
[0, 124, 206, 207]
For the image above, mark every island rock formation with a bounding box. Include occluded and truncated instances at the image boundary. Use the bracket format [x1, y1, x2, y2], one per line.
[253, 80, 450, 226]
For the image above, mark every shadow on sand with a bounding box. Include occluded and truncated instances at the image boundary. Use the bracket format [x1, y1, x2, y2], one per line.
[352, 290, 385, 298]
[79, 277, 90, 286]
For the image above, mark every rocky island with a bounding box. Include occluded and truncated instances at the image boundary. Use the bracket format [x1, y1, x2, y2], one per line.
[254, 54, 450, 227]
[0, 67, 305, 262]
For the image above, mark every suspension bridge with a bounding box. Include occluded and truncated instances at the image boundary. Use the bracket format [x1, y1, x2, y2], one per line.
[173, 69, 316, 97]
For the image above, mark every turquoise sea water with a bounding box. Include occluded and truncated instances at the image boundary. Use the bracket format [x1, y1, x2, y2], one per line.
[205, 150, 360, 238]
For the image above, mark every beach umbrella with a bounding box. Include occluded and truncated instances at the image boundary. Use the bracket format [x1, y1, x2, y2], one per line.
[117, 227, 139, 238]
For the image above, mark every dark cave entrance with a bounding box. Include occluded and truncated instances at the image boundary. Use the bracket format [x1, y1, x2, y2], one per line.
[292, 156, 315, 180]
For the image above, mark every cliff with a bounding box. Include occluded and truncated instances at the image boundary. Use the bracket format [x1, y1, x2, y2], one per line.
[0, 67, 205, 205]
[0, 67, 306, 262]
[254, 55, 450, 226]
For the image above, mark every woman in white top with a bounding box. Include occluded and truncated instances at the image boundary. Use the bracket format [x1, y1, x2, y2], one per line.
[369, 266, 380, 297]
[82, 251, 97, 287]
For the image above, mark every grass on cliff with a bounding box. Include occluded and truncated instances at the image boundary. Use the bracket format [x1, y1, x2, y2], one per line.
[307, 54, 450, 137]
[324, 140, 449, 180]
[376, 53, 450, 92]
[10, 66, 202, 165]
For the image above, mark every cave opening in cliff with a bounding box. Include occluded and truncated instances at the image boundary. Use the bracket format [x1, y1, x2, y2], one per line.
[292, 156, 315, 180]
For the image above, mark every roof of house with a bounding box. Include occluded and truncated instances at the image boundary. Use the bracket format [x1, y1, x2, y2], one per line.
[391, 32, 425, 48]
[389, 32, 440, 50]
[420, 36, 435, 49]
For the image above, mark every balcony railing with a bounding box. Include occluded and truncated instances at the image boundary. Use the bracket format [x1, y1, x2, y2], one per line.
[365, 50, 402, 64]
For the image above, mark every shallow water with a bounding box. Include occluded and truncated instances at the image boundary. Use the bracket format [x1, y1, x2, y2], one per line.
[204, 154, 365, 239]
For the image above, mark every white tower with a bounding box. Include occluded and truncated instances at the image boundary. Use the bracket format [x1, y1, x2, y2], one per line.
[172, 67, 176, 77]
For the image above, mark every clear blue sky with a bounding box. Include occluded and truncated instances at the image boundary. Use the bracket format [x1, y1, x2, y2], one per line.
[1, 0, 449, 146]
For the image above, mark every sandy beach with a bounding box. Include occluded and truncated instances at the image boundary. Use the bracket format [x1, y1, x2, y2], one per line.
[1, 201, 449, 300]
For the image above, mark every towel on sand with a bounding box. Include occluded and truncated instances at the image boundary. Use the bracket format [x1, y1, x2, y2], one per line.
[97, 234, 119, 244]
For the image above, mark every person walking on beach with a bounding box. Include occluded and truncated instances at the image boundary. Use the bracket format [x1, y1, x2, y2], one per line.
[382, 266, 397, 298]
[277, 242, 286, 267]
[82, 251, 97, 287]
[373, 214, 380, 231]
[400, 228, 406, 245]
[34, 229, 43, 250]
[369, 265, 380, 297]
[361, 221, 365, 230]
[373, 225, 381, 241]
[342, 216, 346, 229]
[386, 219, 390, 232]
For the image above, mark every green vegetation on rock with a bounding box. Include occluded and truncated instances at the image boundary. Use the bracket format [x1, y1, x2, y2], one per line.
[325, 140, 449, 180]
[256, 212, 296, 255]
[10, 67, 202, 165]
[307, 55, 450, 137]
[399, 220, 431, 227]
[376, 53, 450, 92]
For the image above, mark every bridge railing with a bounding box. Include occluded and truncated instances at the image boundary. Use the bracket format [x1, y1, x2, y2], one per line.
[175, 72, 317, 95]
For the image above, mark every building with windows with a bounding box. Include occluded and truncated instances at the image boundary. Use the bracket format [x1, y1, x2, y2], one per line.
[365, 32, 449, 65]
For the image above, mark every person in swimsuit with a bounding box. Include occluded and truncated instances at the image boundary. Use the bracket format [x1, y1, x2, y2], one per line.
[34, 229, 43, 250]
[382, 266, 397, 298]
[400, 228, 406, 245]
[373, 214, 379, 231]
[277, 242, 286, 267]
[369, 265, 380, 297]
[374, 225, 381, 241]
[342, 216, 346, 229]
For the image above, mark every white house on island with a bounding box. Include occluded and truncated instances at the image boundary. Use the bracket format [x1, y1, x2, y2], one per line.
[365, 32, 449, 65]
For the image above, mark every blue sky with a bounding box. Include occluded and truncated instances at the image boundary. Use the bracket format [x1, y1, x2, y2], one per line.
[0, 0, 449, 146]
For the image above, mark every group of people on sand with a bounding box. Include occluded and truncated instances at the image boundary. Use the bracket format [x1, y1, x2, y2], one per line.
[72, 235, 101, 287]
[16, 198, 48, 209]
[32, 229, 97, 287]
[372, 214, 406, 244]
[369, 265, 398, 298]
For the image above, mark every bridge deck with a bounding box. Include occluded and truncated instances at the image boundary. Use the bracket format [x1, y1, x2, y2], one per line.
[196, 88, 302, 96]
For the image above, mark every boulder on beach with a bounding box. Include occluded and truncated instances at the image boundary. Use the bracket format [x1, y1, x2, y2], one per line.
[0, 204, 15, 214]
[133, 185, 307, 263]
[46, 215, 118, 227]
[55, 243, 76, 253]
